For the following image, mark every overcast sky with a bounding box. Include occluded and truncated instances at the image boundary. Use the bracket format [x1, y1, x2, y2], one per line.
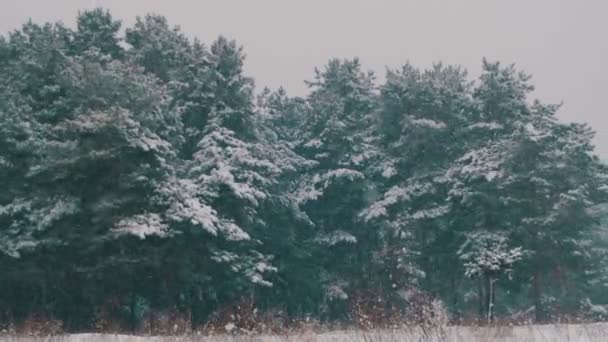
[2, 0, 608, 156]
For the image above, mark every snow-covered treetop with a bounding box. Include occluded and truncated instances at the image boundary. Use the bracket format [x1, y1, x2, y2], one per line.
[458, 231, 524, 278]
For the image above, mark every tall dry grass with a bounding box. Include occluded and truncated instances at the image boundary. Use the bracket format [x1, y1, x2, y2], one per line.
[2, 323, 608, 342]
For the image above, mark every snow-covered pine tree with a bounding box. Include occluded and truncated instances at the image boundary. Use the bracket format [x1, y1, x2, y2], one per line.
[502, 107, 608, 321]
[442, 60, 532, 319]
[288, 58, 379, 315]
[458, 232, 523, 323]
[447, 60, 608, 321]
[72, 8, 123, 58]
[2, 10, 608, 328]
[0, 20, 189, 326]
[124, 20, 311, 321]
[361, 63, 474, 310]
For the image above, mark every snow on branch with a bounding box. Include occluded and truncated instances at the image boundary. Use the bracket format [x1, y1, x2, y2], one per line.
[361, 182, 434, 222]
[458, 232, 523, 278]
[112, 213, 169, 239]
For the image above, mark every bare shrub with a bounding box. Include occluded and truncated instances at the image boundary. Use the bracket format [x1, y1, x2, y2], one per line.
[202, 297, 260, 335]
[349, 289, 404, 330]
[141, 308, 191, 335]
[13, 313, 63, 337]
[93, 296, 124, 333]
[402, 289, 448, 328]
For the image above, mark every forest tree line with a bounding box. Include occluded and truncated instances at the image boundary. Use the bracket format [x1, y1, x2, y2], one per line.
[1, 9, 608, 332]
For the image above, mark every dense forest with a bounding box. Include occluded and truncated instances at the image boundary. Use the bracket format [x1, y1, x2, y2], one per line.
[1, 9, 608, 333]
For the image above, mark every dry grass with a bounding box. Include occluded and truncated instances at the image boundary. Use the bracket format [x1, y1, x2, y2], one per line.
[2, 323, 608, 342]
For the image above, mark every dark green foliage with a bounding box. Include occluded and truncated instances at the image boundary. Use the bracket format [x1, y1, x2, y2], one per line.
[72, 8, 123, 58]
[1, 10, 608, 332]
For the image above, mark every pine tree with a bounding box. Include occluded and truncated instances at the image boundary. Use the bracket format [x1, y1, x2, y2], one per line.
[362, 63, 474, 314]
[72, 8, 123, 58]
[2, 10, 608, 329]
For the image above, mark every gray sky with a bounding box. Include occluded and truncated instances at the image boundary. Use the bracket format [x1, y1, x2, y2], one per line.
[2, 0, 608, 157]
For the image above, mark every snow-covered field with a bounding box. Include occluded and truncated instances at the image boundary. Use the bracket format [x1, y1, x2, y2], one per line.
[3, 323, 608, 342]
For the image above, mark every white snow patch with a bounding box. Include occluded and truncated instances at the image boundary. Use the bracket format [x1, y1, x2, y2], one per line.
[468, 122, 504, 130]
[303, 138, 323, 148]
[315, 231, 357, 246]
[408, 116, 446, 129]
[113, 213, 169, 239]
[362, 183, 434, 222]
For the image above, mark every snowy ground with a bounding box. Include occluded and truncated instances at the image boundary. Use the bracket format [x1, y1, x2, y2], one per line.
[3, 323, 608, 342]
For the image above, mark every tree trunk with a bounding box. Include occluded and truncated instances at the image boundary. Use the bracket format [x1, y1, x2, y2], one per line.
[450, 274, 460, 323]
[130, 288, 137, 333]
[129, 272, 140, 333]
[190, 287, 201, 330]
[477, 276, 485, 321]
[488, 277, 496, 324]
[533, 270, 545, 323]
[483, 275, 491, 324]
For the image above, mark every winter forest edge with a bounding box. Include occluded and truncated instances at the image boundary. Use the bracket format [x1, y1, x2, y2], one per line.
[1, 8, 608, 334]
